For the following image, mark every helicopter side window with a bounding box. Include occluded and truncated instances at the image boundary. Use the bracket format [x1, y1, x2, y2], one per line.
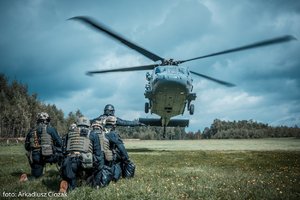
[155, 67, 166, 74]
[155, 68, 161, 74]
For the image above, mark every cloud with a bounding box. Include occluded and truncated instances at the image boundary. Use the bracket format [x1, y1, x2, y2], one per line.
[1, 0, 299, 131]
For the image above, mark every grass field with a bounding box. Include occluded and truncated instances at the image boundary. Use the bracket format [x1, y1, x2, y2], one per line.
[0, 138, 299, 199]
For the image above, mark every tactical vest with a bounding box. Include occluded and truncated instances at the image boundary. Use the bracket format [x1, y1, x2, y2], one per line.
[29, 125, 53, 156]
[40, 125, 53, 156]
[66, 128, 92, 153]
[97, 130, 113, 161]
[66, 127, 93, 168]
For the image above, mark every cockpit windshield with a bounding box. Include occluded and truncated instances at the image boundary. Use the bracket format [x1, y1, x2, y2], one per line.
[154, 66, 189, 75]
[155, 67, 166, 74]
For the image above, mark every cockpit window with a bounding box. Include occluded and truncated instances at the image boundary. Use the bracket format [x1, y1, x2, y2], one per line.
[155, 67, 161, 74]
[155, 67, 166, 74]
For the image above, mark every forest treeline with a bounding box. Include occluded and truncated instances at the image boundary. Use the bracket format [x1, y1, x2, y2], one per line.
[201, 119, 300, 139]
[116, 119, 300, 139]
[0, 74, 299, 139]
[0, 74, 90, 137]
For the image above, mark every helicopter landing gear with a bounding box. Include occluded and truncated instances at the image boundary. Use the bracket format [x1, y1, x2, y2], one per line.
[163, 126, 166, 139]
[189, 104, 194, 115]
[145, 102, 149, 113]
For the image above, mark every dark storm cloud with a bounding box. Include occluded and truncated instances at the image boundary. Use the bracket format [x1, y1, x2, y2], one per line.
[0, 0, 299, 129]
[136, 1, 213, 56]
[0, 0, 109, 99]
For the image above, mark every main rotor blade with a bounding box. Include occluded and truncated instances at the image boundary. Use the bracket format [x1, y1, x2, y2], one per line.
[179, 35, 297, 64]
[190, 70, 235, 87]
[86, 64, 159, 75]
[70, 16, 164, 62]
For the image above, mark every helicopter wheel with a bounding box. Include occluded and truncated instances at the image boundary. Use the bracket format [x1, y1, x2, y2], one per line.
[145, 102, 149, 113]
[189, 104, 194, 115]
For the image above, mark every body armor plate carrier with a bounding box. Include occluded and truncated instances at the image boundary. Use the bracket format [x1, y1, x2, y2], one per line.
[29, 124, 53, 156]
[98, 131, 113, 161]
[40, 125, 53, 156]
[66, 128, 93, 168]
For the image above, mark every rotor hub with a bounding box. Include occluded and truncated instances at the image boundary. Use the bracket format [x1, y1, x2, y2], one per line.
[161, 59, 179, 66]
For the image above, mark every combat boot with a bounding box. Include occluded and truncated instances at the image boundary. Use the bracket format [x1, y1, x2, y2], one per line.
[19, 173, 28, 182]
[59, 180, 68, 193]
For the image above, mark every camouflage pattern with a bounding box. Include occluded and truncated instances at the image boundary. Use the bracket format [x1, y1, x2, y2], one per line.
[36, 112, 50, 123]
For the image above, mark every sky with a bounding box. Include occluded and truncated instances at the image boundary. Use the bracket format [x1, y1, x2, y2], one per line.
[0, 0, 299, 131]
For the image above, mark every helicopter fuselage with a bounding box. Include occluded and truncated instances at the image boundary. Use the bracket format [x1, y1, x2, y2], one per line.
[71, 16, 296, 135]
[144, 66, 196, 126]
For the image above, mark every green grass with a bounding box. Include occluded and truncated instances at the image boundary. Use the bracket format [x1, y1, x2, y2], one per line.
[0, 139, 300, 199]
[123, 138, 300, 151]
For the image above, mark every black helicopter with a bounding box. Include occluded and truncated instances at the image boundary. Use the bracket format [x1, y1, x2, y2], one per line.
[70, 16, 296, 135]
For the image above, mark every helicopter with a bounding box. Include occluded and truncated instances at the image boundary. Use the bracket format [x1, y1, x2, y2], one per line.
[70, 16, 296, 136]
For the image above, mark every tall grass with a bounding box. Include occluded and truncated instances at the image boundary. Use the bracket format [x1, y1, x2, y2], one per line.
[0, 139, 299, 199]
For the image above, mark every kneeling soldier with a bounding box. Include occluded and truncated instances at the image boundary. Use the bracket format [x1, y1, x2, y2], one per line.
[102, 116, 136, 182]
[59, 116, 103, 192]
[91, 120, 113, 187]
[20, 112, 62, 181]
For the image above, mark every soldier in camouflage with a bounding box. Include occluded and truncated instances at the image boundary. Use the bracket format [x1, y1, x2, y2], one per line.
[20, 112, 62, 181]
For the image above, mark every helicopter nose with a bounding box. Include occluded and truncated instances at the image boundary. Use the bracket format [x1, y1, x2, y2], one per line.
[153, 75, 189, 93]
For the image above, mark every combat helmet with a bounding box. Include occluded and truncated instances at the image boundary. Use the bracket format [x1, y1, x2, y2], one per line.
[69, 123, 77, 131]
[37, 112, 50, 123]
[91, 120, 103, 130]
[105, 116, 117, 126]
[104, 104, 115, 116]
[76, 116, 91, 128]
